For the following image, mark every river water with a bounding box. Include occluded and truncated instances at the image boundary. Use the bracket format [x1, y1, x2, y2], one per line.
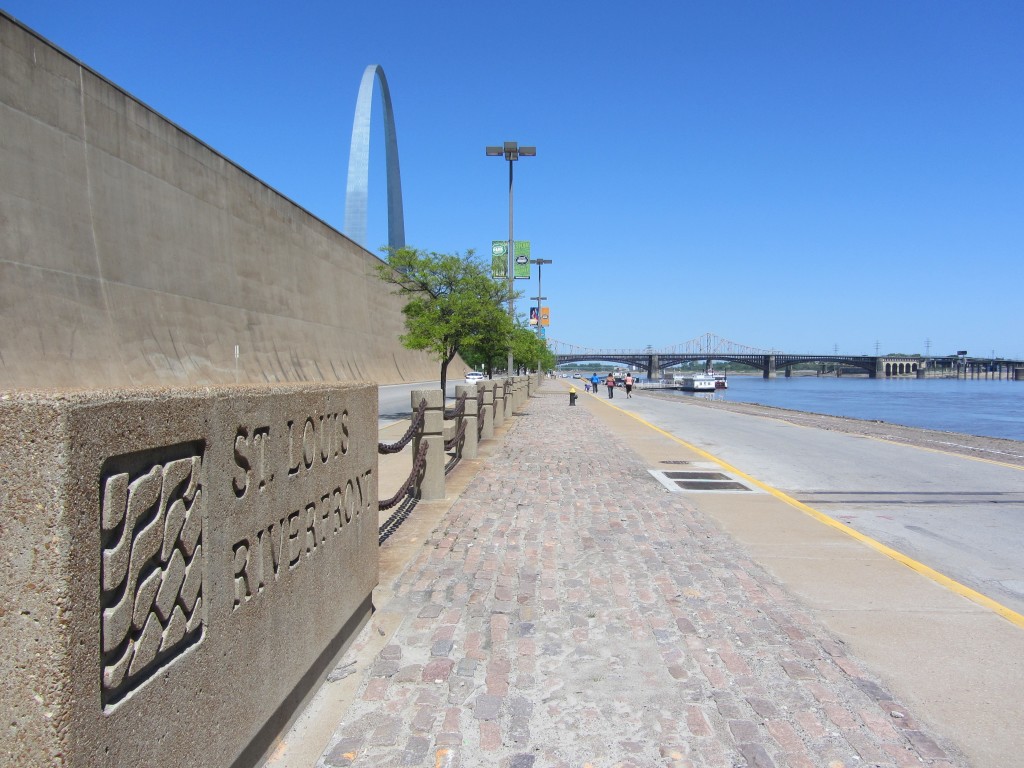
[656, 375, 1024, 441]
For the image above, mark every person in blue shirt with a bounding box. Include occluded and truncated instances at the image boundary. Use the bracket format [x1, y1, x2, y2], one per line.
[590, 373, 601, 394]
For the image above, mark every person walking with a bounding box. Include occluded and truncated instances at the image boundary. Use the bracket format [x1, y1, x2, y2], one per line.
[605, 373, 616, 399]
[624, 372, 634, 398]
[590, 373, 601, 394]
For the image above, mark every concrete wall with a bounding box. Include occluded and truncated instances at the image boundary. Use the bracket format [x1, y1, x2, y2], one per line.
[0, 13, 445, 389]
[0, 383, 378, 768]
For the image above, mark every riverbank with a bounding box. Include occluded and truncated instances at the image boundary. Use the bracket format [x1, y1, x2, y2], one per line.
[639, 389, 1024, 467]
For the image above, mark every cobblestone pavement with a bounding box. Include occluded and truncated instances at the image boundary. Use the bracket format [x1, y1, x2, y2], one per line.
[316, 389, 965, 768]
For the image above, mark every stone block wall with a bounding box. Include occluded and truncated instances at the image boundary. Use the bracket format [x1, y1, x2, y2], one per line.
[0, 13, 450, 389]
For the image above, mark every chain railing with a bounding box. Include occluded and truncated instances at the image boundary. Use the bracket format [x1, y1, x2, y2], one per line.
[443, 391, 467, 420]
[378, 439, 428, 543]
[376, 376, 541, 542]
[442, 390, 469, 473]
[378, 399, 427, 454]
[444, 418, 467, 473]
[378, 439, 429, 512]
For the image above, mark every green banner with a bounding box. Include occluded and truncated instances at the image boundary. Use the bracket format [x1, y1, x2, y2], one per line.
[491, 240, 532, 279]
[514, 241, 531, 279]
[491, 241, 508, 279]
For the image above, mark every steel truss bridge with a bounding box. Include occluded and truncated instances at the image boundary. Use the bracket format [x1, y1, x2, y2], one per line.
[549, 333, 1023, 380]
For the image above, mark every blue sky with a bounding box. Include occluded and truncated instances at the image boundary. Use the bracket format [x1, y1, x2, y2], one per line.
[5, 1, 1022, 358]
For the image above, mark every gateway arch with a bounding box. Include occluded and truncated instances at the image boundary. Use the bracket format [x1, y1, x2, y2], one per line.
[344, 64, 406, 251]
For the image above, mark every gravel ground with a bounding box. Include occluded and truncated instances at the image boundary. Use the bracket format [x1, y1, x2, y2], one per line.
[639, 390, 1024, 467]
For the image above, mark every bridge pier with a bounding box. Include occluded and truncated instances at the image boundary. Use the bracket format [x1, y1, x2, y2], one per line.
[763, 354, 776, 379]
[648, 354, 659, 382]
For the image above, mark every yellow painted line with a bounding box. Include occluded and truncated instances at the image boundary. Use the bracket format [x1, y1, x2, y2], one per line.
[635, 386, 1024, 471]
[595, 395, 1024, 630]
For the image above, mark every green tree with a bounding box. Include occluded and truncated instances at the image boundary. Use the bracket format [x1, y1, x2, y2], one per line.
[375, 247, 514, 391]
[460, 311, 516, 378]
[511, 325, 555, 373]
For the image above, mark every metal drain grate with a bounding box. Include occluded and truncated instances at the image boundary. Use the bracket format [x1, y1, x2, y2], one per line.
[648, 466, 755, 494]
[664, 471, 730, 481]
[676, 480, 750, 491]
[661, 460, 692, 465]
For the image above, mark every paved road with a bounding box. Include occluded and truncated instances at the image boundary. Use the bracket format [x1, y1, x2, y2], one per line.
[612, 390, 1024, 616]
[379, 381, 468, 426]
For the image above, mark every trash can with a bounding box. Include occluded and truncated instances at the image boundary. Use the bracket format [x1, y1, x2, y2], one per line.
[569, 387, 578, 406]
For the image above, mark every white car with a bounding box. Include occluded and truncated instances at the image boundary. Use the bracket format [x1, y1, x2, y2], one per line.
[465, 371, 486, 384]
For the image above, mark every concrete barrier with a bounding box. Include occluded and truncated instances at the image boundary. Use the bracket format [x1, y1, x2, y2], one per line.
[0, 13, 448, 389]
[480, 383, 495, 440]
[504, 378, 514, 419]
[492, 381, 505, 428]
[0, 383, 378, 768]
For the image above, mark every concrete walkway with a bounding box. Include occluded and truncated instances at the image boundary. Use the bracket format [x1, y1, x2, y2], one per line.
[288, 379, 991, 768]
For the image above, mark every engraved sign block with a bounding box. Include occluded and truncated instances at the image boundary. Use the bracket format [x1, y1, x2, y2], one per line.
[0, 383, 378, 768]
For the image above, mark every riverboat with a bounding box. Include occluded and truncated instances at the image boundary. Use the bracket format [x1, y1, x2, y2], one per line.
[673, 373, 717, 392]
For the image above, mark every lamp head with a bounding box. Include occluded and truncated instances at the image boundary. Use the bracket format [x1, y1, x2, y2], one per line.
[486, 142, 536, 161]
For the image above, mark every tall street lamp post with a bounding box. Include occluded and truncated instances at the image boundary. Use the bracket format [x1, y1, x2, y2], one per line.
[530, 258, 552, 333]
[529, 293, 546, 374]
[486, 141, 535, 374]
[530, 258, 551, 376]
